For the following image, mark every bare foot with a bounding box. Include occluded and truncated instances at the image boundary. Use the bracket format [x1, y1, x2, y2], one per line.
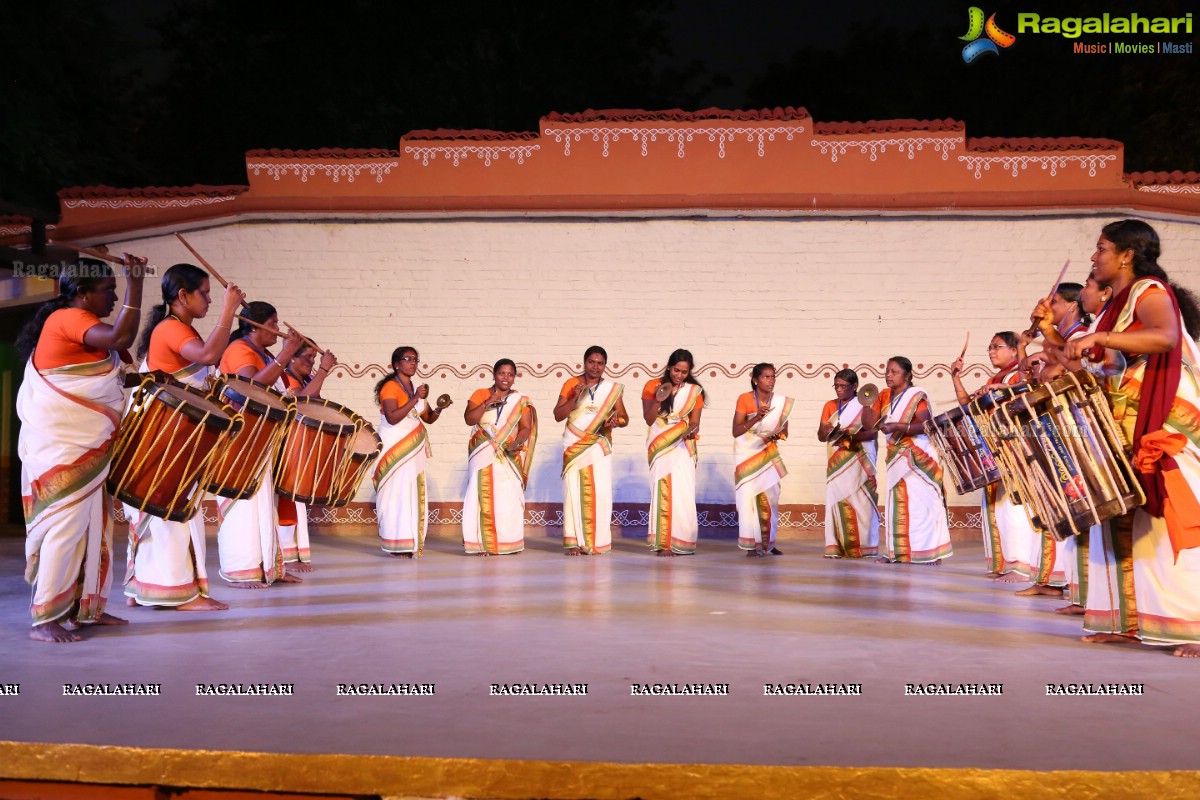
[747, 549, 767, 558]
[995, 572, 1026, 583]
[769, 547, 783, 555]
[227, 581, 269, 589]
[92, 612, 128, 626]
[388, 552, 414, 558]
[289, 561, 314, 573]
[30, 622, 82, 643]
[565, 547, 584, 557]
[1082, 632, 1140, 645]
[874, 556, 892, 564]
[277, 572, 303, 583]
[824, 554, 843, 559]
[1015, 584, 1063, 597]
[126, 596, 138, 607]
[1172, 644, 1200, 658]
[176, 596, 230, 611]
[655, 550, 678, 558]
[470, 551, 492, 557]
[918, 559, 942, 566]
[1056, 604, 1086, 616]
[984, 571, 1000, 578]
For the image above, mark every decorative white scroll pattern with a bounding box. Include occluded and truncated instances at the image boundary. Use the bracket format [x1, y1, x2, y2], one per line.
[247, 161, 399, 183]
[0, 225, 30, 236]
[544, 125, 803, 158]
[957, 153, 1117, 180]
[61, 196, 237, 210]
[402, 143, 541, 167]
[810, 137, 958, 163]
[1137, 184, 1200, 194]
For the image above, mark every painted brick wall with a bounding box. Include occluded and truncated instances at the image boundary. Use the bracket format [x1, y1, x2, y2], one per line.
[112, 214, 1200, 511]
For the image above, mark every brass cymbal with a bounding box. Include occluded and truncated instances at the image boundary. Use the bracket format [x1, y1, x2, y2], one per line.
[857, 383, 879, 406]
[436, 393, 453, 409]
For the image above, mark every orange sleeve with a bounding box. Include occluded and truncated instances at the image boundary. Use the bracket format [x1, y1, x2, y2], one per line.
[147, 319, 201, 373]
[820, 399, 838, 421]
[641, 379, 662, 400]
[468, 387, 492, 407]
[32, 309, 106, 370]
[219, 339, 267, 375]
[379, 380, 408, 406]
[693, 392, 705, 411]
[734, 393, 757, 416]
[559, 376, 582, 400]
[878, 389, 891, 414]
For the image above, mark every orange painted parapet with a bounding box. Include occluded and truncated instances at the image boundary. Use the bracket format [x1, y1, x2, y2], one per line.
[9, 107, 1200, 244]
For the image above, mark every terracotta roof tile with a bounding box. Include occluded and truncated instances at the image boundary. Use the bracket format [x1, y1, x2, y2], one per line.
[813, 119, 964, 135]
[245, 148, 399, 159]
[403, 129, 538, 141]
[966, 137, 1122, 152]
[545, 107, 810, 123]
[58, 184, 248, 199]
[1127, 170, 1200, 186]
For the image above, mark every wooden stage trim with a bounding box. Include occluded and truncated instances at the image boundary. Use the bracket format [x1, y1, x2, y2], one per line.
[2, 742, 1198, 800]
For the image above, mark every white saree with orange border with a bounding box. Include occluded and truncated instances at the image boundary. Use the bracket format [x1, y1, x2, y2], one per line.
[647, 384, 703, 554]
[734, 395, 793, 551]
[463, 393, 537, 555]
[18, 354, 124, 625]
[561, 380, 623, 554]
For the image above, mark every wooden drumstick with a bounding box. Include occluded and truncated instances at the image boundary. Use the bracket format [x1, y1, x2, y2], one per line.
[51, 240, 139, 268]
[1023, 258, 1072, 338]
[175, 232, 325, 354]
[958, 332, 970, 361]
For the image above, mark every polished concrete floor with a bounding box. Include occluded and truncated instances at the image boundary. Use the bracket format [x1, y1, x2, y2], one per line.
[0, 527, 1196, 772]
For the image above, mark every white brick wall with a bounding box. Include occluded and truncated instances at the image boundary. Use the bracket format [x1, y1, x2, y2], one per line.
[110, 214, 1200, 508]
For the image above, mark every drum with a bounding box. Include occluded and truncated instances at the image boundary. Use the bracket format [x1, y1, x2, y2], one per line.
[988, 370, 1145, 541]
[205, 377, 295, 499]
[924, 406, 1000, 494]
[109, 375, 242, 522]
[329, 422, 383, 507]
[274, 398, 368, 505]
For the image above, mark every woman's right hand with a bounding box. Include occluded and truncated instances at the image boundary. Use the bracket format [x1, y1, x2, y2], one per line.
[223, 283, 246, 313]
[950, 356, 964, 377]
[279, 329, 304, 361]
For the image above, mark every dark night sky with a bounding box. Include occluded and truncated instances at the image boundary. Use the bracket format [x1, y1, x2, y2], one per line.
[2, 0, 1197, 215]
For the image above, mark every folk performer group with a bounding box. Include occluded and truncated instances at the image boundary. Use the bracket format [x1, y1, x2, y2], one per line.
[15, 220, 1200, 658]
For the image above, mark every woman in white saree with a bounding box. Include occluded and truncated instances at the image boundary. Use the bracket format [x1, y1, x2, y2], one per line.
[642, 349, 706, 557]
[553, 346, 629, 556]
[374, 346, 446, 557]
[817, 369, 879, 559]
[876, 356, 953, 565]
[732, 363, 792, 557]
[16, 257, 144, 642]
[123, 263, 243, 611]
[462, 359, 537, 555]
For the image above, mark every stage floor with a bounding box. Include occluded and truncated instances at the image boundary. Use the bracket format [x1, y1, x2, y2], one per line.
[1, 528, 1196, 773]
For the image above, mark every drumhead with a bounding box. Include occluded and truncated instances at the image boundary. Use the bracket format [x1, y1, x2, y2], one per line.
[152, 382, 235, 427]
[294, 398, 359, 432]
[221, 376, 292, 418]
[350, 425, 382, 456]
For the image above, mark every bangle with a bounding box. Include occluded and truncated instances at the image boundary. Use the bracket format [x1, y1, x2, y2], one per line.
[214, 323, 229, 329]
[122, 304, 140, 311]
[274, 358, 286, 368]
[1104, 332, 1111, 347]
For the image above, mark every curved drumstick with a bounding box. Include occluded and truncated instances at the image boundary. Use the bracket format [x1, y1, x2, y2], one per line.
[1023, 258, 1072, 338]
[958, 332, 970, 361]
[175, 232, 325, 355]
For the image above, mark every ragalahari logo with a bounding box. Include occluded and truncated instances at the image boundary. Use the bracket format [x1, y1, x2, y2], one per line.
[960, 7, 1016, 62]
